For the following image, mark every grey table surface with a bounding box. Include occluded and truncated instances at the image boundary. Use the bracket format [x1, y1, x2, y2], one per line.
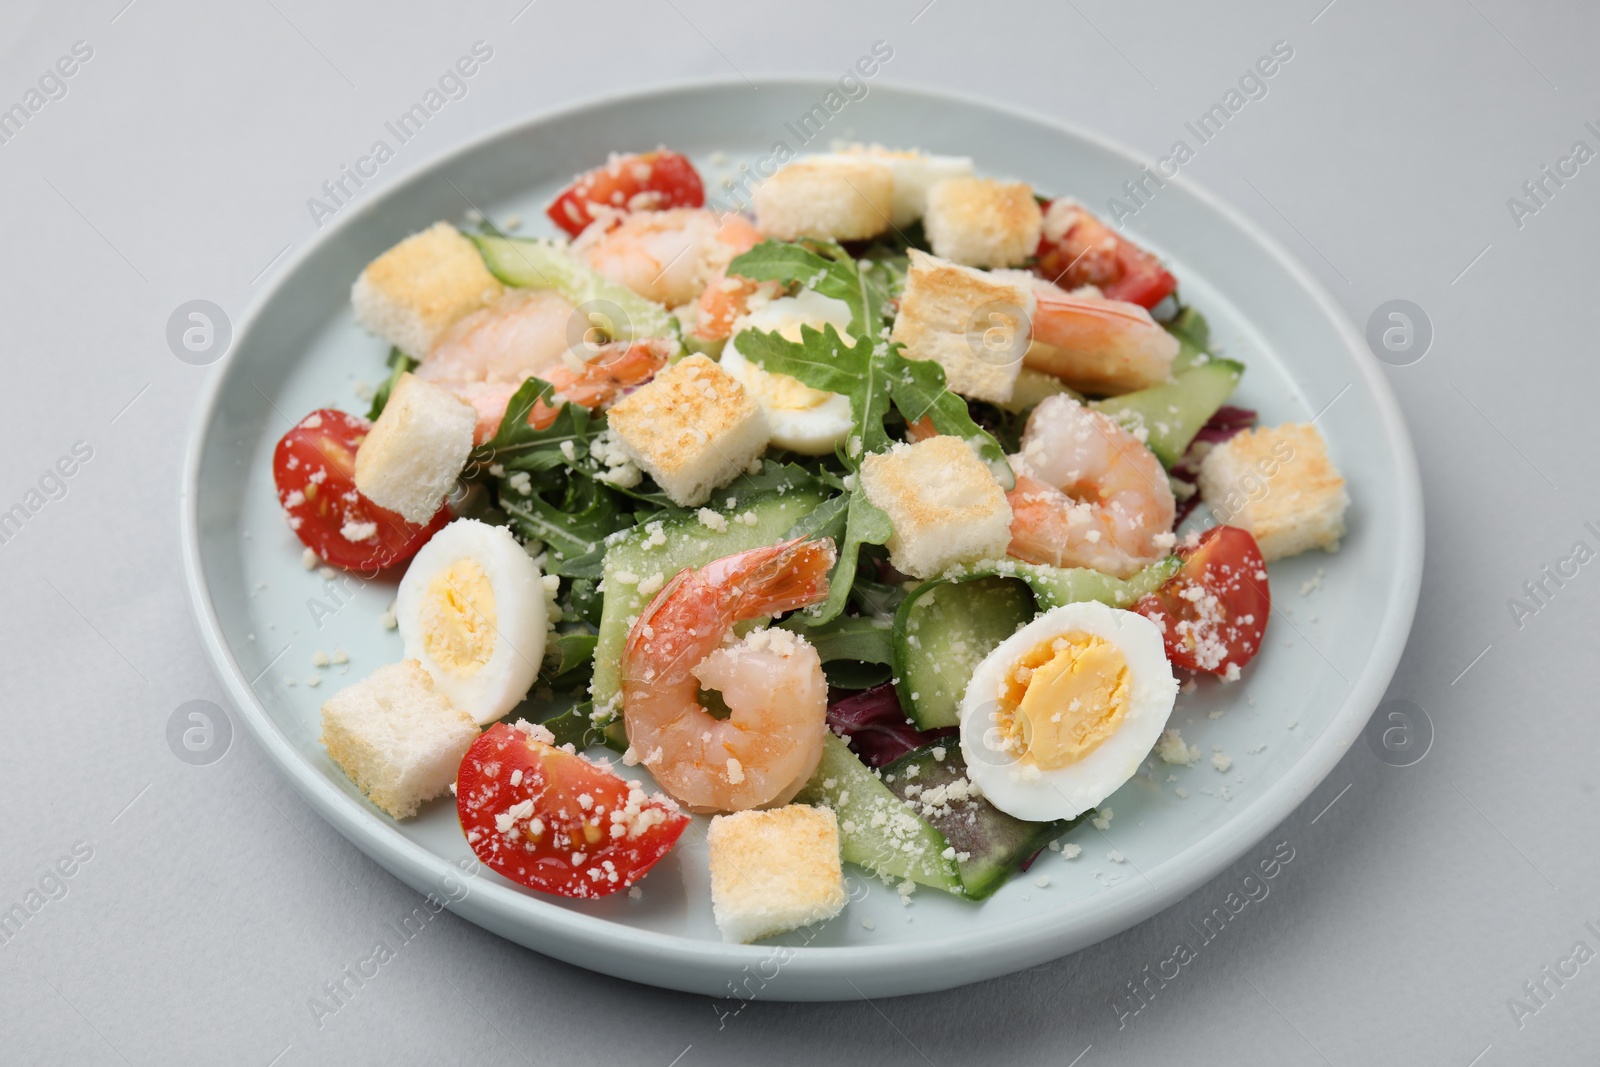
[2, 0, 1596, 1063]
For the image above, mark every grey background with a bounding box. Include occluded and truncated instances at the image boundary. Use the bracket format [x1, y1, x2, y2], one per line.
[1, 0, 1594, 1063]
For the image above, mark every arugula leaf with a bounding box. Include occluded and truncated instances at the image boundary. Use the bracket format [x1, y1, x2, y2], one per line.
[805, 484, 892, 625]
[472, 377, 602, 473]
[884, 351, 1014, 488]
[734, 325, 893, 459]
[779, 611, 894, 667]
[726, 241, 1012, 486]
[541, 701, 628, 753]
[727, 239, 890, 337]
[368, 348, 418, 421]
[783, 490, 848, 544]
[502, 485, 615, 571]
[539, 631, 599, 690]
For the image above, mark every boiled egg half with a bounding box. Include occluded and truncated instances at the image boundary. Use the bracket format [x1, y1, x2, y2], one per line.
[719, 289, 855, 455]
[960, 600, 1177, 821]
[396, 518, 546, 725]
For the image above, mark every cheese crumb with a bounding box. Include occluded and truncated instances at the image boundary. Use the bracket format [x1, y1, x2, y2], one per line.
[1211, 752, 1233, 773]
[1061, 843, 1082, 859]
[1155, 728, 1201, 766]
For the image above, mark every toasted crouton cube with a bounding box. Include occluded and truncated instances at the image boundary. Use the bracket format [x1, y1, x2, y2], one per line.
[605, 354, 769, 507]
[354, 373, 476, 524]
[753, 157, 894, 242]
[320, 661, 480, 820]
[892, 250, 1036, 405]
[923, 177, 1043, 269]
[351, 222, 504, 358]
[708, 805, 847, 944]
[1197, 423, 1350, 561]
[833, 145, 976, 226]
[860, 435, 1013, 578]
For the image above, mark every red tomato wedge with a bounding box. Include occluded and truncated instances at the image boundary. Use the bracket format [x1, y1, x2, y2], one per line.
[546, 150, 705, 238]
[1034, 200, 1178, 309]
[1134, 526, 1270, 675]
[271, 408, 448, 571]
[457, 722, 690, 899]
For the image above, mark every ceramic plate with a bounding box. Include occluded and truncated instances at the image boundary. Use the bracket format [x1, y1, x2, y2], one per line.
[182, 79, 1423, 1000]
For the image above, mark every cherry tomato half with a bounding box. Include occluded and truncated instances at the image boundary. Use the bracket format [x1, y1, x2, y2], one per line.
[271, 408, 447, 571]
[546, 150, 705, 238]
[457, 723, 690, 898]
[1035, 201, 1178, 309]
[1134, 526, 1270, 676]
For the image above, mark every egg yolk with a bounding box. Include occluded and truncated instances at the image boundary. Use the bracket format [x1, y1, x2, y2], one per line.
[999, 632, 1130, 770]
[420, 559, 498, 676]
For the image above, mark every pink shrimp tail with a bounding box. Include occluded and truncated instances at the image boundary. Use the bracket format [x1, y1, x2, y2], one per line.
[623, 537, 837, 682]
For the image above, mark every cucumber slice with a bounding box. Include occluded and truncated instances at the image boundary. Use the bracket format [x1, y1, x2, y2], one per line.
[1006, 556, 1181, 610]
[1090, 358, 1243, 466]
[589, 487, 828, 714]
[469, 234, 676, 341]
[794, 733, 962, 893]
[882, 744, 1078, 901]
[893, 577, 1034, 730]
[994, 367, 1084, 414]
[892, 557, 1181, 729]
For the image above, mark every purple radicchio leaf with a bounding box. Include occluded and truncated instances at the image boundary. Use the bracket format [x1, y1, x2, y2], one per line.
[826, 682, 956, 768]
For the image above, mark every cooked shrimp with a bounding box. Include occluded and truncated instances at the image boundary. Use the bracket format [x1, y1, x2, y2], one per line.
[691, 268, 783, 344]
[455, 339, 671, 444]
[573, 208, 763, 308]
[1006, 393, 1175, 578]
[413, 283, 669, 442]
[1022, 282, 1178, 394]
[621, 538, 837, 813]
[418, 289, 577, 388]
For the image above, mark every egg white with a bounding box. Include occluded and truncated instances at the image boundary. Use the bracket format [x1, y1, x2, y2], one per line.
[396, 518, 546, 725]
[720, 290, 856, 455]
[959, 600, 1177, 822]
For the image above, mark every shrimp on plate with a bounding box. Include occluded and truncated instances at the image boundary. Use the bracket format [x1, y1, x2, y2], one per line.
[573, 207, 765, 310]
[621, 537, 837, 813]
[1006, 393, 1175, 578]
[1018, 278, 1179, 395]
[416, 288, 670, 443]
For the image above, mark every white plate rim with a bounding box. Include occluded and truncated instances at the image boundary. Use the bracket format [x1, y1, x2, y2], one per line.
[180, 74, 1424, 1000]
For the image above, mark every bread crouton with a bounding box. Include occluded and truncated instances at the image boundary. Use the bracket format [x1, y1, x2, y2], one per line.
[320, 660, 480, 820]
[891, 249, 1036, 404]
[753, 157, 894, 242]
[834, 145, 976, 227]
[708, 805, 847, 944]
[353, 373, 476, 524]
[1197, 422, 1350, 561]
[860, 435, 1013, 578]
[605, 354, 770, 507]
[350, 222, 504, 358]
[923, 177, 1043, 268]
